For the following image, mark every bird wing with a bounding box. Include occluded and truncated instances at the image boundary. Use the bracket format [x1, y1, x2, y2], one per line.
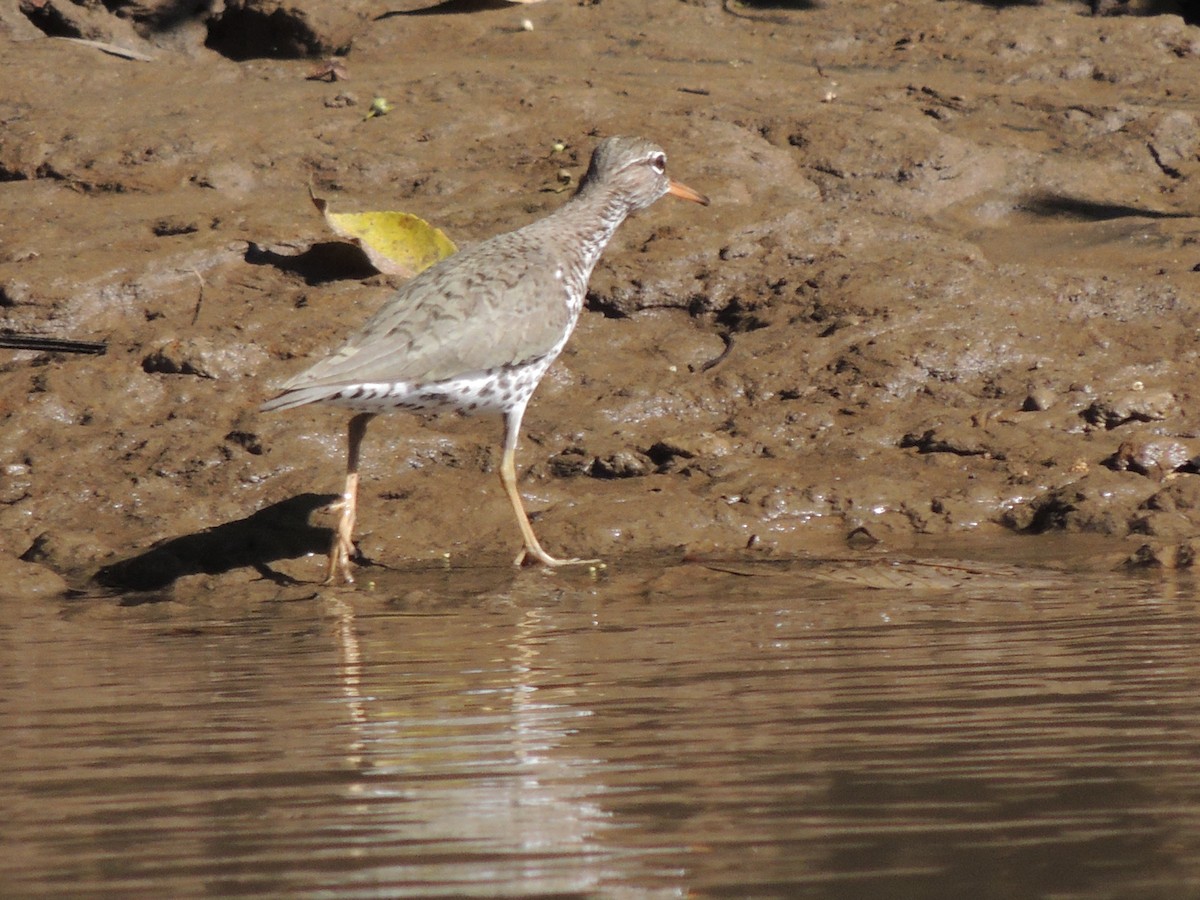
[279, 231, 575, 391]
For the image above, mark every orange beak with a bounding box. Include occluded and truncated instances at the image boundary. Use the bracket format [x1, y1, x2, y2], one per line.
[667, 178, 710, 206]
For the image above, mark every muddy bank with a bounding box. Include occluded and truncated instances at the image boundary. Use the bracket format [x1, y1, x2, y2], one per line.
[2, 0, 1200, 599]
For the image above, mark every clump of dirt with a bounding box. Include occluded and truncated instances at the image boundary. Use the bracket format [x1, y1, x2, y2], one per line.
[2, 0, 1200, 600]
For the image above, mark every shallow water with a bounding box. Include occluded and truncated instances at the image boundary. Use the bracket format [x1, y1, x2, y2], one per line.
[5, 552, 1200, 898]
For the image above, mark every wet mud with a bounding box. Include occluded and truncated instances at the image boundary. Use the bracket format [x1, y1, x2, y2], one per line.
[2, 0, 1200, 600]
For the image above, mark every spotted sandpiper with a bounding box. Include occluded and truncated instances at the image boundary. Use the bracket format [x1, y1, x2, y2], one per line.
[261, 136, 709, 583]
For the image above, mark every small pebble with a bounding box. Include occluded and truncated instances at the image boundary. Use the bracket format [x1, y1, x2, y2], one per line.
[1112, 436, 1193, 480]
[1022, 386, 1056, 412]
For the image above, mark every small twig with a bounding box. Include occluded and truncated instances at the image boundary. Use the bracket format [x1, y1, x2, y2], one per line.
[190, 268, 206, 325]
[55, 37, 154, 62]
[0, 334, 107, 355]
[698, 332, 734, 373]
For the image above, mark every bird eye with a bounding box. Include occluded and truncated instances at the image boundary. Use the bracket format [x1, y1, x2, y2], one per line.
[650, 153, 666, 173]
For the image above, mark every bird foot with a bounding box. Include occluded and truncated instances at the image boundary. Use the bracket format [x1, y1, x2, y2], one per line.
[324, 542, 355, 585]
[324, 511, 358, 584]
[514, 546, 602, 568]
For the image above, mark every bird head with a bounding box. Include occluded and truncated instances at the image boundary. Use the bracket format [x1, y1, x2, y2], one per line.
[577, 136, 710, 212]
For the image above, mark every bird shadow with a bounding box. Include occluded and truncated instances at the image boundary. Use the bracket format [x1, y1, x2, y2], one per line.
[90, 493, 337, 601]
[729, 0, 817, 8]
[1017, 192, 1196, 222]
[243, 240, 378, 284]
[375, 0, 526, 19]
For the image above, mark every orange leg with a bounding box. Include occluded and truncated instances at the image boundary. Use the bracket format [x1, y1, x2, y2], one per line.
[499, 407, 599, 568]
[326, 412, 374, 584]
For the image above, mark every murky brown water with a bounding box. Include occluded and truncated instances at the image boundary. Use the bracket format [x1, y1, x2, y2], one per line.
[4, 551, 1200, 898]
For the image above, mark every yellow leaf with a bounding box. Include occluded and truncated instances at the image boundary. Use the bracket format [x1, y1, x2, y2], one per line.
[364, 96, 392, 120]
[311, 189, 457, 278]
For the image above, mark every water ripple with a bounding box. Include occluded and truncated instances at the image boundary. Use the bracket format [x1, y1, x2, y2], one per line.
[3, 557, 1200, 896]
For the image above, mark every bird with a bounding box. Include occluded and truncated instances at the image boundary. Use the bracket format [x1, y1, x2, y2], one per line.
[261, 136, 709, 583]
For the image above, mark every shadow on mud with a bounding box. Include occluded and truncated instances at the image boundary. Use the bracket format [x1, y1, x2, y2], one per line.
[91, 494, 337, 600]
[243, 241, 377, 284]
[1019, 192, 1197, 222]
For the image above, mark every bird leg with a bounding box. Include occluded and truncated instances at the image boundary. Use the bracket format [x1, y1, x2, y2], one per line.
[500, 409, 599, 568]
[326, 412, 374, 584]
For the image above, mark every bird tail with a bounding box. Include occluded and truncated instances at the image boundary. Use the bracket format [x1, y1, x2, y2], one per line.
[260, 385, 336, 412]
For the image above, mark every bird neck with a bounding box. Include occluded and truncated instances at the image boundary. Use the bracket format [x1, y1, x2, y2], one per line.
[544, 186, 632, 295]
